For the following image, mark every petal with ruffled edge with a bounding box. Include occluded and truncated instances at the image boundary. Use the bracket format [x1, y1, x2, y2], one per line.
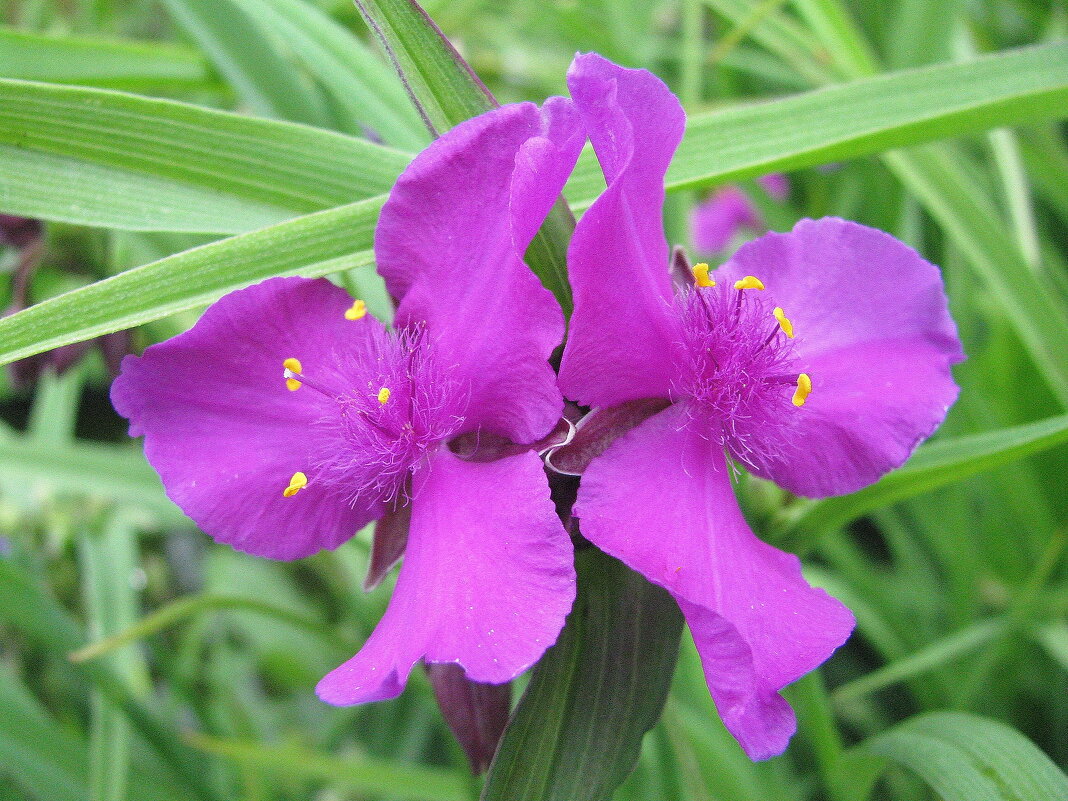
[558, 52, 686, 407]
[111, 277, 383, 559]
[574, 404, 854, 760]
[317, 448, 575, 704]
[376, 99, 583, 445]
[715, 218, 963, 497]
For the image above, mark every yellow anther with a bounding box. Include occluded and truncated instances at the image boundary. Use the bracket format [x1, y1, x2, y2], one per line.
[377, 387, 391, 405]
[283, 471, 308, 498]
[773, 307, 795, 338]
[693, 263, 715, 288]
[283, 357, 303, 391]
[734, 275, 765, 291]
[792, 373, 812, 407]
[344, 299, 367, 320]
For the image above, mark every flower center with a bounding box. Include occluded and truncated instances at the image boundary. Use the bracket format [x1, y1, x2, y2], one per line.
[675, 266, 810, 467]
[279, 319, 466, 506]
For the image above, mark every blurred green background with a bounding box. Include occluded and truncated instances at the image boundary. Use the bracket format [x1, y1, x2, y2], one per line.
[1, 1, 1067, 799]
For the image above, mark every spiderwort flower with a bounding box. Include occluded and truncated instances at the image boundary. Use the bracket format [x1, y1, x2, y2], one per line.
[559, 54, 963, 759]
[112, 98, 584, 704]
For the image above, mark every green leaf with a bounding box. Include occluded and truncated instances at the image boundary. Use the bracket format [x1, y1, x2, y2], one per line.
[481, 549, 683, 801]
[4, 43, 1068, 360]
[0, 559, 226, 801]
[0, 27, 215, 92]
[884, 144, 1068, 406]
[773, 414, 1068, 549]
[230, 0, 427, 149]
[869, 712, 1068, 801]
[159, 0, 334, 127]
[0, 198, 379, 366]
[352, 0, 496, 136]
[0, 78, 409, 233]
[565, 40, 1068, 206]
[185, 733, 468, 801]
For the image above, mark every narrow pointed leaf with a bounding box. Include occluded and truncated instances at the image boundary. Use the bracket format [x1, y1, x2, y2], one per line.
[481, 549, 683, 801]
[0, 79, 408, 233]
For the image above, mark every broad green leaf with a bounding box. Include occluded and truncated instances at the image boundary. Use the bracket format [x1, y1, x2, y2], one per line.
[481, 549, 683, 801]
[159, 0, 334, 127]
[230, 0, 428, 150]
[0, 79, 409, 233]
[566, 40, 1068, 206]
[869, 712, 1068, 801]
[774, 414, 1068, 549]
[0, 27, 215, 91]
[352, 0, 576, 314]
[0, 198, 379, 366]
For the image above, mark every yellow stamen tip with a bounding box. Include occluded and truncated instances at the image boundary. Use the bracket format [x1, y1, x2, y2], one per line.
[283, 471, 308, 498]
[792, 373, 812, 407]
[734, 275, 765, 291]
[283, 357, 303, 391]
[693, 263, 715, 288]
[773, 306, 795, 338]
[344, 299, 367, 320]
[377, 387, 391, 405]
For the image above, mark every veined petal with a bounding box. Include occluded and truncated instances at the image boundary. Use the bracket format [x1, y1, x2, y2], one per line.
[715, 218, 963, 496]
[559, 52, 685, 407]
[317, 449, 575, 704]
[574, 404, 854, 759]
[111, 278, 384, 559]
[376, 100, 584, 444]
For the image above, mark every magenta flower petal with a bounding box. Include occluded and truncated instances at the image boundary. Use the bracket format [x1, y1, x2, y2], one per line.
[111, 278, 385, 559]
[376, 100, 584, 444]
[714, 218, 963, 496]
[574, 405, 855, 760]
[317, 448, 575, 704]
[558, 53, 685, 407]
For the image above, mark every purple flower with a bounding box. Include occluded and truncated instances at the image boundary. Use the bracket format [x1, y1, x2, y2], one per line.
[558, 54, 963, 759]
[690, 174, 789, 254]
[112, 99, 585, 703]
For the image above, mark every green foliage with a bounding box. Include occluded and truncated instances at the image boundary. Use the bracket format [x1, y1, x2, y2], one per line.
[1, 0, 1066, 800]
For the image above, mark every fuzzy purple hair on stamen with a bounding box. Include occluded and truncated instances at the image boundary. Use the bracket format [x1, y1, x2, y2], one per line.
[306, 324, 468, 507]
[675, 286, 802, 469]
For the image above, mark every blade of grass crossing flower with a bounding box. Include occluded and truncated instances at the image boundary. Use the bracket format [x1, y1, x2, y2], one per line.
[481, 550, 683, 801]
[0, 79, 410, 233]
[565, 40, 1068, 206]
[351, 0, 496, 136]
[353, 0, 576, 314]
[868, 712, 1068, 801]
[158, 0, 335, 127]
[0, 29, 216, 92]
[0, 199, 380, 367]
[774, 414, 1068, 549]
